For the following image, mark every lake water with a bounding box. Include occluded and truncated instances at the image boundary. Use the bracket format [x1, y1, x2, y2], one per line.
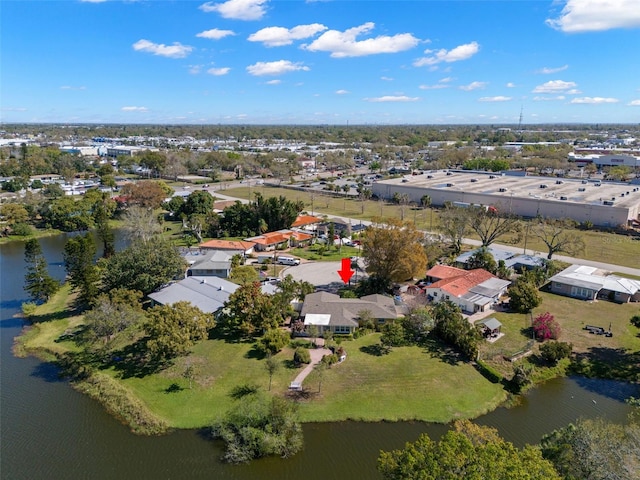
[1, 235, 637, 479]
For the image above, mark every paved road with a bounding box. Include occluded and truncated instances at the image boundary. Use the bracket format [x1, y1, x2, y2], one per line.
[200, 191, 640, 277]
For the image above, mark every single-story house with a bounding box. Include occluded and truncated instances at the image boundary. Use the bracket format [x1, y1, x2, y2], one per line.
[148, 276, 239, 314]
[245, 229, 314, 251]
[504, 254, 545, 272]
[300, 291, 401, 335]
[424, 266, 511, 314]
[454, 246, 516, 269]
[185, 250, 233, 278]
[291, 214, 323, 230]
[199, 239, 256, 256]
[548, 265, 640, 303]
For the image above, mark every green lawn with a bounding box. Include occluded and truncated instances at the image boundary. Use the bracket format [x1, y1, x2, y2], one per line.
[478, 291, 640, 380]
[291, 244, 360, 262]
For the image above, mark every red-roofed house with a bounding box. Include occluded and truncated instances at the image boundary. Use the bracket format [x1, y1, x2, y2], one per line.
[245, 229, 314, 252]
[199, 239, 256, 255]
[425, 267, 510, 314]
[291, 215, 322, 229]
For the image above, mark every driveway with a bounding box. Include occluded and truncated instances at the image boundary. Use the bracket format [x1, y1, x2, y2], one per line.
[285, 260, 366, 292]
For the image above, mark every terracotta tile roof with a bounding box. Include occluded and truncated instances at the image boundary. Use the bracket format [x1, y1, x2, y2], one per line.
[428, 269, 496, 298]
[249, 231, 291, 245]
[199, 239, 256, 251]
[425, 264, 466, 280]
[292, 215, 323, 228]
[291, 231, 313, 241]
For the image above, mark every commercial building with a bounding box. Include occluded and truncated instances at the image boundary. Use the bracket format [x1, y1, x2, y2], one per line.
[371, 170, 640, 228]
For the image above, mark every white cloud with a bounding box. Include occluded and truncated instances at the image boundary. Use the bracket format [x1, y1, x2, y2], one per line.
[189, 65, 202, 74]
[533, 95, 566, 101]
[459, 81, 487, 91]
[335, 89, 350, 95]
[418, 84, 448, 90]
[629, 99, 640, 106]
[248, 24, 327, 47]
[532, 80, 578, 93]
[478, 96, 512, 102]
[265, 79, 281, 85]
[380, 76, 393, 81]
[414, 41, 479, 67]
[199, 0, 268, 20]
[246, 60, 310, 76]
[80, 0, 107, 3]
[537, 65, 568, 74]
[132, 39, 193, 58]
[506, 82, 516, 88]
[196, 29, 235, 40]
[207, 67, 231, 76]
[60, 86, 86, 90]
[570, 97, 619, 104]
[121, 106, 148, 112]
[439, 77, 454, 83]
[302, 22, 420, 58]
[365, 95, 420, 103]
[546, 0, 640, 32]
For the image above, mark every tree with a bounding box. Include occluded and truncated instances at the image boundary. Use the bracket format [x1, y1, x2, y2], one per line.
[468, 206, 521, 247]
[217, 282, 282, 338]
[229, 265, 260, 285]
[144, 301, 212, 361]
[183, 362, 199, 390]
[511, 362, 534, 390]
[120, 181, 167, 209]
[101, 237, 186, 296]
[508, 278, 542, 313]
[83, 289, 144, 347]
[380, 321, 406, 350]
[378, 419, 560, 480]
[541, 418, 640, 480]
[540, 341, 573, 364]
[120, 205, 163, 243]
[533, 312, 561, 341]
[137, 150, 167, 177]
[24, 238, 59, 303]
[1, 203, 29, 226]
[265, 354, 280, 391]
[530, 219, 586, 259]
[257, 328, 289, 356]
[93, 195, 116, 258]
[631, 314, 640, 329]
[63, 233, 99, 307]
[212, 394, 303, 463]
[401, 307, 434, 344]
[182, 190, 215, 216]
[438, 205, 471, 254]
[362, 218, 427, 288]
[432, 301, 481, 359]
[467, 247, 497, 273]
[420, 194, 431, 209]
[42, 196, 94, 232]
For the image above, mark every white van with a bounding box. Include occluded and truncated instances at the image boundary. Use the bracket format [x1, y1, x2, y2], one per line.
[277, 256, 300, 266]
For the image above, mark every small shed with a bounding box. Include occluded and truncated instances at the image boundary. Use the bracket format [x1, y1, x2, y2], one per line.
[480, 317, 502, 338]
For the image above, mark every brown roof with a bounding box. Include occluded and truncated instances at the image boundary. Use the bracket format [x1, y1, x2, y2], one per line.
[199, 239, 256, 251]
[425, 264, 466, 280]
[428, 269, 496, 297]
[291, 215, 323, 228]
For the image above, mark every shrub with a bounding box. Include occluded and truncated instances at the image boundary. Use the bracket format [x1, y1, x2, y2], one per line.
[12, 222, 33, 236]
[540, 341, 572, 364]
[293, 347, 311, 365]
[631, 314, 640, 329]
[476, 360, 503, 383]
[256, 328, 289, 355]
[532, 312, 561, 341]
[21, 302, 37, 318]
[511, 362, 534, 391]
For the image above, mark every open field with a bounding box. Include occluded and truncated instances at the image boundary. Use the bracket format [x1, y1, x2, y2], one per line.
[222, 185, 640, 268]
[478, 291, 640, 380]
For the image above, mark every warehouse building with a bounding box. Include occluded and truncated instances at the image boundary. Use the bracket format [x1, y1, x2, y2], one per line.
[371, 170, 640, 228]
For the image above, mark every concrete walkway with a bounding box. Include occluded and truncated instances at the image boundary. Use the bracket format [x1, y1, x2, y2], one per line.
[290, 346, 332, 388]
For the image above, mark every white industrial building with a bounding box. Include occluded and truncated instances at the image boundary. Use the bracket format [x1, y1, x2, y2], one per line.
[371, 170, 640, 228]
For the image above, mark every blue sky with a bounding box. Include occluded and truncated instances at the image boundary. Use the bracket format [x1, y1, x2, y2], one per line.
[2, 0, 640, 125]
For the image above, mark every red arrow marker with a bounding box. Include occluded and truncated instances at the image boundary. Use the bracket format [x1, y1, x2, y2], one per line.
[338, 257, 354, 284]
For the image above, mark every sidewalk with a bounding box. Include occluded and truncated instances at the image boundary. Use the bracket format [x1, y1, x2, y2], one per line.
[290, 346, 332, 389]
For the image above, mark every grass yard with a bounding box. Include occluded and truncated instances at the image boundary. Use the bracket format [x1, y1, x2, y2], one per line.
[478, 291, 640, 381]
[290, 244, 360, 262]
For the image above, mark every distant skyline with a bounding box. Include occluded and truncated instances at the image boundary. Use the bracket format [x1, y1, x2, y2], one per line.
[2, 0, 640, 125]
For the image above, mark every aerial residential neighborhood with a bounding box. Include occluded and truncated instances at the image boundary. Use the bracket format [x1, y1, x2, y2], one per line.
[3, 0, 640, 476]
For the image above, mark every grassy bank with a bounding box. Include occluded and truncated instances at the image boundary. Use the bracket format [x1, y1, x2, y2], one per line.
[478, 291, 640, 381]
[15, 288, 506, 430]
